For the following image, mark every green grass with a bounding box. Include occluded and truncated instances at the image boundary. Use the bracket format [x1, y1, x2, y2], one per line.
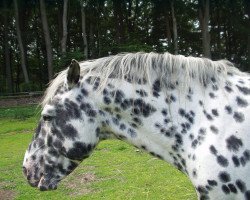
[0, 105, 196, 200]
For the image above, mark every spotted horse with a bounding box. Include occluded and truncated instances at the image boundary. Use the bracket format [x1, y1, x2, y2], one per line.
[23, 52, 250, 199]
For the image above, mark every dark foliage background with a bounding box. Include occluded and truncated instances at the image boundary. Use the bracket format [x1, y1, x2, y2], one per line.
[0, 0, 249, 93]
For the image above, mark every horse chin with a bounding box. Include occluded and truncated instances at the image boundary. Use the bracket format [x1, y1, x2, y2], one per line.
[38, 176, 59, 191]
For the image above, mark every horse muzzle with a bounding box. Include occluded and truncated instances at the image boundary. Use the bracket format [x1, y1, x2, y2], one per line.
[38, 176, 59, 191]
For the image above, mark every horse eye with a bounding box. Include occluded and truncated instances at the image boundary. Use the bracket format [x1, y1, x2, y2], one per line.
[43, 115, 53, 122]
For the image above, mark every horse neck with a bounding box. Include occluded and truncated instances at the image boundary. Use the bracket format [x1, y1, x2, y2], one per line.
[87, 77, 222, 174]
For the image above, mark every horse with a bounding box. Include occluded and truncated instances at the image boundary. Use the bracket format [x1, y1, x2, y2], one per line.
[23, 52, 250, 199]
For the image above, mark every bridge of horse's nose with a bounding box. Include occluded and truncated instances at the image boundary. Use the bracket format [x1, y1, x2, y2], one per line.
[22, 166, 28, 177]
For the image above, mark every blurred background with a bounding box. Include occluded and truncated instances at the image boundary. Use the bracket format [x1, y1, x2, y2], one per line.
[0, 0, 249, 94]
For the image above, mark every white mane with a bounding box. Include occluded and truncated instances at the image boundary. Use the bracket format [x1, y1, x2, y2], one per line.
[42, 52, 243, 107]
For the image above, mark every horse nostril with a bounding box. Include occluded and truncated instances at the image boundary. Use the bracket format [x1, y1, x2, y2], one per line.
[27, 174, 31, 181]
[23, 166, 27, 176]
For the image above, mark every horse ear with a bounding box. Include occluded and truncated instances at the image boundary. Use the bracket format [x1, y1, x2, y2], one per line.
[67, 59, 80, 87]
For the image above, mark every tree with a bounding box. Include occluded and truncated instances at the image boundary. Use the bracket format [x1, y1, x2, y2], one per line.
[3, 0, 13, 92]
[13, 0, 29, 83]
[198, 0, 211, 58]
[164, 3, 172, 48]
[80, 1, 88, 59]
[61, 0, 68, 55]
[0, 0, 249, 94]
[112, 0, 126, 44]
[171, 0, 178, 54]
[39, 0, 53, 81]
[245, 0, 250, 64]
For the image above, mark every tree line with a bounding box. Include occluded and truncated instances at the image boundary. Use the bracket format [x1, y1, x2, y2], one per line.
[0, 0, 249, 94]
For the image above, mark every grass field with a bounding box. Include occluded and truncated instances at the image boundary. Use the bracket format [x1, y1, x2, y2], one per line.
[0, 105, 196, 200]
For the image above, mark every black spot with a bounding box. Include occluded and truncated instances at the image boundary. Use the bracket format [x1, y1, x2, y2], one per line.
[161, 109, 168, 116]
[67, 161, 78, 172]
[47, 135, 53, 147]
[232, 156, 240, 167]
[236, 179, 246, 193]
[67, 142, 92, 160]
[121, 99, 132, 110]
[95, 127, 100, 137]
[209, 92, 216, 98]
[211, 109, 219, 116]
[243, 150, 250, 161]
[203, 110, 213, 121]
[133, 99, 156, 117]
[76, 95, 83, 102]
[133, 117, 142, 125]
[236, 85, 250, 95]
[179, 108, 185, 117]
[80, 102, 92, 112]
[225, 85, 233, 93]
[152, 79, 161, 97]
[199, 100, 203, 106]
[120, 123, 126, 130]
[51, 126, 64, 141]
[93, 77, 100, 90]
[31, 155, 36, 161]
[226, 135, 243, 152]
[168, 83, 176, 90]
[221, 184, 230, 194]
[240, 156, 247, 166]
[197, 186, 208, 195]
[211, 77, 216, 83]
[85, 77, 92, 84]
[175, 134, 183, 145]
[136, 89, 148, 97]
[86, 109, 97, 118]
[64, 99, 81, 119]
[206, 114, 213, 120]
[219, 171, 231, 183]
[207, 180, 217, 186]
[210, 125, 219, 134]
[114, 90, 125, 104]
[209, 145, 217, 155]
[191, 139, 198, 148]
[81, 88, 88, 96]
[238, 80, 245, 84]
[225, 105, 232, 114]
[192, 169, 197, 178]
[128, 128, 136, 138]
[112, 117, 119, 125]
[190, 111, 195, 116]
[245, 191, 250, 200]
[199, 128, 206, 135]
[62, 124, 78, 139]
[103, 88, 108, 96]
[170, 95, 176, 102]
[103, 96, 111, 105]
[53, 139, 63, 149]
[155, 123, 161, 128]
[48, 148, 59, 157]
[141, 145, 147, 150]
[217, 155, 229, 167]
[228, 183, 237, 193]
[236, 96, 248, 107]
[233, 112, 245, 123]
[164, 118, 171, 124]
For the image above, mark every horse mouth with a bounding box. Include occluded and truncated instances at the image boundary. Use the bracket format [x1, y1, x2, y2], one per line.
[38, 176, 59, 191]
